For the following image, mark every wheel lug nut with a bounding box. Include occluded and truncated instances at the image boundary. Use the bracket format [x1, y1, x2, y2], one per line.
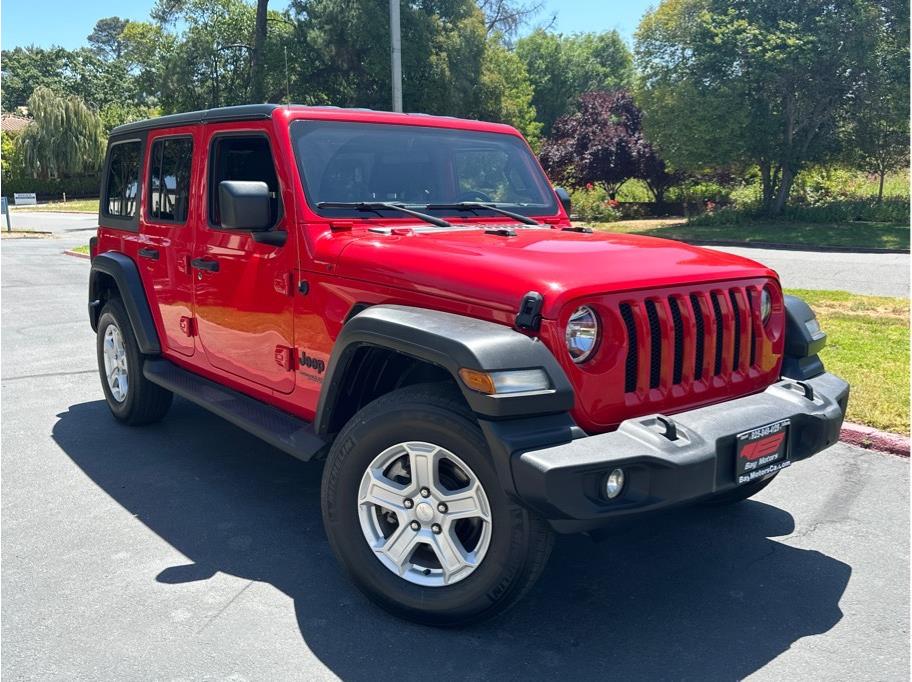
[410, 521, 420, 531]
[403, 498, 414, 509]
[420, 487, 431, 498]
[431, 523, 442, 534]
[437, 503, 448, 513]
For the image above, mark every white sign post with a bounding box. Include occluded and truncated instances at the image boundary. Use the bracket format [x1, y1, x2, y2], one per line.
[13, 192, 37, 206]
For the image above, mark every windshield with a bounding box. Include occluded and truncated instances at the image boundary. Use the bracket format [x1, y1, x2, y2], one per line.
[290, 120, 557, 219]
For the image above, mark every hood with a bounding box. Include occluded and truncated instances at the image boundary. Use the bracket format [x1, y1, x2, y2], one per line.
[332, 225, 778, 318]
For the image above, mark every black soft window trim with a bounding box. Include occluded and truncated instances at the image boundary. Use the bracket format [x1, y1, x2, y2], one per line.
[145, 134, 194, 226]
[206, 131, 284, 230]
[99, 134, 146, 232]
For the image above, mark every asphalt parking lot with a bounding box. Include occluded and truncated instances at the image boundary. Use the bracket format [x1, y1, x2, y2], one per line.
[1, 231, 909, 680]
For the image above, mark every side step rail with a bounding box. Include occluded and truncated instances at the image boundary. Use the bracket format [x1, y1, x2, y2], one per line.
[143, 359, 327, 461]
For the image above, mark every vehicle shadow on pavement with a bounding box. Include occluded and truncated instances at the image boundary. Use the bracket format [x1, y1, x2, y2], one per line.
[53, 399, 851, 681]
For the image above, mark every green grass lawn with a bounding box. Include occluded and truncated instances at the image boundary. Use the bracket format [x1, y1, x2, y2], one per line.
[70, 244, 90, 254]
[597, 219, 910, 251]
[14, 198, 99, 213]
[786, 289, 909, 434]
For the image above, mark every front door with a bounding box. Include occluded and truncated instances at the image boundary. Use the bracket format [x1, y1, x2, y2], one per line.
[192, 128, 297, 394]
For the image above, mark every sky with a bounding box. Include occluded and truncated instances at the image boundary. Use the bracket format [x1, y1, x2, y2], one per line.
[1, 0, 655, 51]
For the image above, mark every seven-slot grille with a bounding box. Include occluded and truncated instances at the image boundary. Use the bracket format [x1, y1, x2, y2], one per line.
[618, 285, 763, 395]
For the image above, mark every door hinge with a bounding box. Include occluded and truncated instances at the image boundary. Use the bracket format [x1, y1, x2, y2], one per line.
[273, 272, 292, 296]
[179, 316, 197, 337]
[274, 345, 295, 371]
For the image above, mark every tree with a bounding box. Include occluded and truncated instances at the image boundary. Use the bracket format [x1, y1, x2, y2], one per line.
[18, 87, 105, 179]
[87, 17, 130, 60]
[287, 0, 536, 128]
[516, 29, 633, 136]
[250, 0, 270, 102]
[540, 90, 644, 197]
[477, 0, 546, 37]
[636, 0, 880, 214]
[0, 46, 75, 111]
[151, 0, 293, 111]
[850, 0, 910, 200]
[639, 147, 684, 204]
[1, 130, 27, 179]
[477, 39, 541, 145]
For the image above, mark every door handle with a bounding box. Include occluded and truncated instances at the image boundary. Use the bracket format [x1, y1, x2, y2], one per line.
[190, 257, 219, 272]
[138, 247, 160, 260]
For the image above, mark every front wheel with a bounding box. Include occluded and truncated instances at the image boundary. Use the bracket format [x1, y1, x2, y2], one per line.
[321, 383, 554, 626]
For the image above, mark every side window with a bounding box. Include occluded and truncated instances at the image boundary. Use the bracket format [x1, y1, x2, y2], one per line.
[148, 137, 193, 223]
[209, 135, 280, 228]
[104, 141, 141, 218]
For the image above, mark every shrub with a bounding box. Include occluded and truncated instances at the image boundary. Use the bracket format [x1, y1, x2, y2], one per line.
[2, 174, 101, 200]
[783, 199, 909, 224]
[687, 198, 909, 226]
[569, 186, 623, 222]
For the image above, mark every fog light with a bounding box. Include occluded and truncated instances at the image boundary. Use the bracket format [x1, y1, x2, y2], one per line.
[604, 468, 625, 499]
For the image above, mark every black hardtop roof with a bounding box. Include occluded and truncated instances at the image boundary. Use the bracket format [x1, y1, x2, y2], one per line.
[109, 104, 281, 137]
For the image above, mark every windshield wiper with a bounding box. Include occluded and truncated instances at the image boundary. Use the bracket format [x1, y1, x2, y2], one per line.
[425, 202, 540, 226]
[316, 201, 451, 228]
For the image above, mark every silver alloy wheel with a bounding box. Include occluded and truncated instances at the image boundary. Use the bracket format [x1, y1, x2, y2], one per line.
[357, 441, 492, 587]
[102, 323, 129, 403]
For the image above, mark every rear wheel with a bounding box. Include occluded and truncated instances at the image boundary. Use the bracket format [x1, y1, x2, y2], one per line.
[96, 298, 172, 425]
[321, 383, 554, 626]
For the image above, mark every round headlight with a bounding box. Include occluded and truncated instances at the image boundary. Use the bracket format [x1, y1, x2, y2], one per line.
[760, 287, 772, 325]
[566, 305, 599, 363]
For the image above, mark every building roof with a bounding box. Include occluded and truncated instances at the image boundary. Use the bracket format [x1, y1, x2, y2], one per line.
[1, 113, 30, 134]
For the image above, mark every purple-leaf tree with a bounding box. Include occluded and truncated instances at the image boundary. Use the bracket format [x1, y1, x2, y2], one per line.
[540, 90, 642, 199]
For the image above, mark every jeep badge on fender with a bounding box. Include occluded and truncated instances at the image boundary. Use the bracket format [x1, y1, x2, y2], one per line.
[87, 104, 849, 626]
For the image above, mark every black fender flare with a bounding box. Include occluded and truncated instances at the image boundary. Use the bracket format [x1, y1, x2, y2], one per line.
[781, 295, 827, 380]
[88, 252, 161, 355]
[314, 305, 575, 436]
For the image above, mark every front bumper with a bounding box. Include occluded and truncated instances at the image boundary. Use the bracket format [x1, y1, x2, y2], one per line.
[511, 372, 849, 531]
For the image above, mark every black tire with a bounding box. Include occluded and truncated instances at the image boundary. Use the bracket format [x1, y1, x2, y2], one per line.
[96, 298, 173, 425]
[321, 383, 554, 626]
[701, 473, 778, 506]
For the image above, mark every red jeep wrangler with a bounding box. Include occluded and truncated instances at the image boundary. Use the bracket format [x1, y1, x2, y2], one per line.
[88, 105, 848, 625]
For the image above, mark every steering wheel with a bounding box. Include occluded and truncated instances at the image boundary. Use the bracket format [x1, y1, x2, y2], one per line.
[456, 190, 494, 203]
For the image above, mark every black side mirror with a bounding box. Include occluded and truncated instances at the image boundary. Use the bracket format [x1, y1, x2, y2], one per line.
[554, 186, 571, 215]
[219, 180, 272, 231]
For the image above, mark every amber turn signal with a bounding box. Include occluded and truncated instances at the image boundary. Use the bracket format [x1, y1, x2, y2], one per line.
[459, 368, 497, 394]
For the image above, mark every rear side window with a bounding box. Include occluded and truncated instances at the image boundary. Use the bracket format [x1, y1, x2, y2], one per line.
[104, 141, 141, 218]
[148, 137, 193, 223]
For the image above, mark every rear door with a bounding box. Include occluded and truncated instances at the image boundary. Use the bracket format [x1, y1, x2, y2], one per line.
[191, 126, 297, 394]
[136, 128, 198, 357]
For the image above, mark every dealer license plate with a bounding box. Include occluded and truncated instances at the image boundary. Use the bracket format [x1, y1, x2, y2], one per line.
[735, 419, 791, 485]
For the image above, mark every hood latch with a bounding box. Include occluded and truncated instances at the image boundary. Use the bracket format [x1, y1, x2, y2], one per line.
[515, 291, 544, 331]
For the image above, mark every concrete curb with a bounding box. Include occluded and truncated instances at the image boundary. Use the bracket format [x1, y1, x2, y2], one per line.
[63, 249, 90, 260]
[684, 239, 908, 255]
[841, 422, 910, 457]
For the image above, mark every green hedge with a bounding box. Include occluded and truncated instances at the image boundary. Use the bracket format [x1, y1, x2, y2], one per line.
[2, 175, 101, 201]
[688, 198, 910, 227]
